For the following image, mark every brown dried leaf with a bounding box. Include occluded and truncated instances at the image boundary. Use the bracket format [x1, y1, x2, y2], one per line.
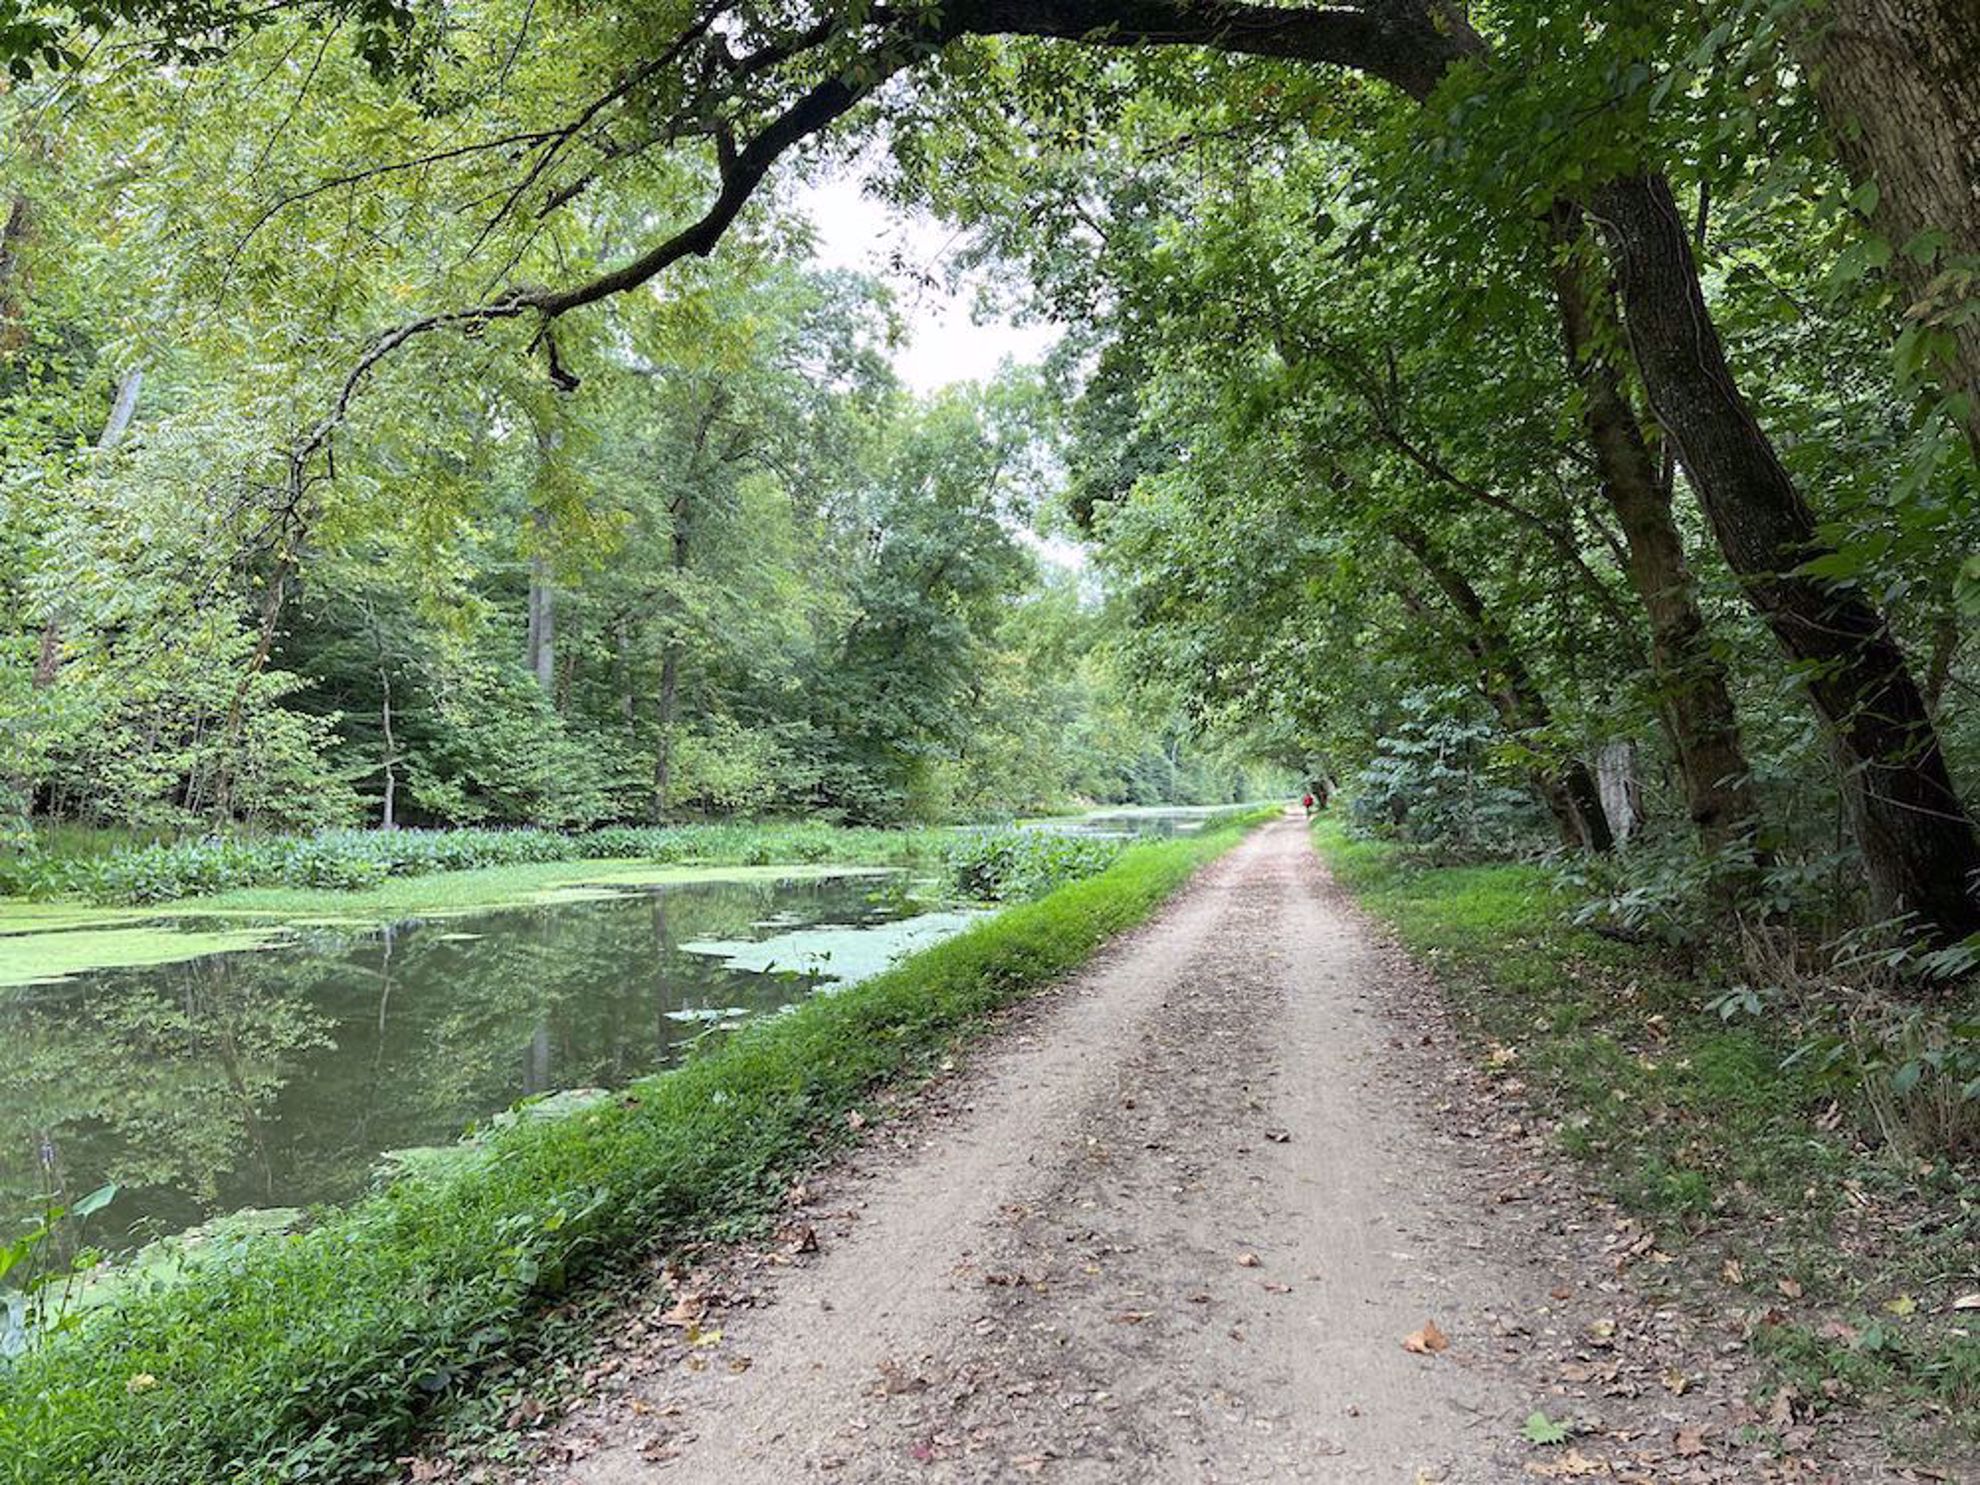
[1401, 1319, 1450, 1355]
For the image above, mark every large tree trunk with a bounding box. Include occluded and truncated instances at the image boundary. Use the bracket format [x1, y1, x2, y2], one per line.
[1593, 172, 1980, 941]
[1796, 0, 1980, 461]
[1546, 208, 1763, 854]
[1389, 518, 1615, 853]
[526, 542, 555, 696]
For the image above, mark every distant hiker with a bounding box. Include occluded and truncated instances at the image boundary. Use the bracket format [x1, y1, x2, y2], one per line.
[1301, 791, 1316, 818]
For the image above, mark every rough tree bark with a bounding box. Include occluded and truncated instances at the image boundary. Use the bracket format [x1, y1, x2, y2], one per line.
[0, 193, 31, 357]
[1592, 173, 1980, 939]
[1546, 207, 1762, 853]
[1796, 0, 1980, 460]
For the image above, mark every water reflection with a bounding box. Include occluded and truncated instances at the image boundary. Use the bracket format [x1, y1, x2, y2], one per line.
[0, 873, 934, 1259]
[1035, 804, 1249, 839]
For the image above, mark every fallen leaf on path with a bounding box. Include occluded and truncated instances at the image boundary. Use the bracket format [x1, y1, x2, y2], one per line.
[1951, 1293, 1980, 1311]
[845, 1111, 866, 1131]
[1777, 1277, 1803, 1300]
[1264, 1129, 1292, 1143]
[1521, 1449, 1609, 1477]
[1401, 1320, 1449, 1354]
[1886, 1294, 1917, 1315]
[1766, 1385, 1799, 1426]
[1674, 1427, 1708, 1457]
[658, 1295, 706, 1328]
[1237, 1252, 1261, 1268]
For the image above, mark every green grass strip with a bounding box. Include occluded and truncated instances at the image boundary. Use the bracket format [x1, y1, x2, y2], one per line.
[1311, 819, 1980, 1431]
[0, 811, 1272, 1484]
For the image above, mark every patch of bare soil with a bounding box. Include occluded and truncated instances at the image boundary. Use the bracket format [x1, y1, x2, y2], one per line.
[436, 819, 1944, 1483]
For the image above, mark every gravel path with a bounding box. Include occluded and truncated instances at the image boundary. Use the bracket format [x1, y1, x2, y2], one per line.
[522, 820, 1533, 1481]
[504, 817, 1906, 1484]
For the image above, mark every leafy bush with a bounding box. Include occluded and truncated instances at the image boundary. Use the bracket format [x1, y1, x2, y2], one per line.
[0, 818, 1262, 1482]
[944, 827, 1126, 901]
[1343, 693, 1551, 859]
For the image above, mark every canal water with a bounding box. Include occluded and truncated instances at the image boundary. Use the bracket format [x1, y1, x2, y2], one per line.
[0, 871, 963, 1263]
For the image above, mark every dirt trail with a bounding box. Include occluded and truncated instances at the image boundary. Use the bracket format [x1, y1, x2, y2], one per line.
[512, 819, 1885, 1483]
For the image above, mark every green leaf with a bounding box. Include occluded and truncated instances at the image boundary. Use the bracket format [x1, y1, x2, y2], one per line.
[1522, 1410, 1571, 1446]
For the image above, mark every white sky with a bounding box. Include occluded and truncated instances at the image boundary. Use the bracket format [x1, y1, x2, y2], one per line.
[792, 171, 1088, 576]
[795, 174, 1062, 395]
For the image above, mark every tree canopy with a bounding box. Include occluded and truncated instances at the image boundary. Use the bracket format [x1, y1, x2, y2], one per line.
[3, 0, 1979, 956]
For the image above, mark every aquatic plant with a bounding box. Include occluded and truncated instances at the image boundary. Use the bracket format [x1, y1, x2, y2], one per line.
[944, 827, 1125, 901]
[20, 823, 942, 907]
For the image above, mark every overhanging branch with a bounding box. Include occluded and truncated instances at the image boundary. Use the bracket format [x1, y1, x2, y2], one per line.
[285, 2, 1478, 493]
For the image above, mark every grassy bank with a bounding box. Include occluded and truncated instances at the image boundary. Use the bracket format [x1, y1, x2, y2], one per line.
[1311, 821, 1979, 1442]
[0, 811, 1270, 1483]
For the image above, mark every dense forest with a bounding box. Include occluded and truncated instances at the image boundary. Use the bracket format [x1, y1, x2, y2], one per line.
[0, 45, 1281, 839]
[2, 5, 1977, 952]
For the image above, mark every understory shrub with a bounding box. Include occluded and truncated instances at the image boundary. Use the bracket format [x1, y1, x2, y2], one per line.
[944, 826, 1125, 901]
[0, 817, 1263, 1483]
[1343, 690, 1548, 858]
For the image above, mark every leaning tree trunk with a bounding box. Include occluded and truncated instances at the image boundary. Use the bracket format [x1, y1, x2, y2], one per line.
[1389, 519, 1615, 853]
[1546, 207, 1762, 854]
[1593, 172, 1980, 942]
[1796, 0, 1980, 462]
